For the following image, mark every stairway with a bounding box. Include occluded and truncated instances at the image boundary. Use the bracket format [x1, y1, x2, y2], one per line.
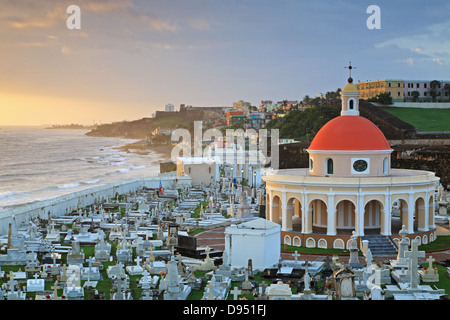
[360, 235, 398, 256]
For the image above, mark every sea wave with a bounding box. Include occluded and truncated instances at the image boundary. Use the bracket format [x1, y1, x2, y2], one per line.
[57, 183, 81, 189]
[0, 192, 17, 199]
[84, 179, 100, 184]
[0, 157, 82, 169]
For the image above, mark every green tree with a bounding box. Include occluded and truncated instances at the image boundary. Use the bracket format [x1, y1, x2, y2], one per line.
[265, 105, 339, 140]
[411, 90, 420, 102]
[429, 80, 441, 102]
[368, 92, 393, 105]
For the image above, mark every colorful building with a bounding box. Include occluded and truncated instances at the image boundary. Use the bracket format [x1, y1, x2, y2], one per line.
[226, 110, 245, 125]
[355, 79, 404, 102]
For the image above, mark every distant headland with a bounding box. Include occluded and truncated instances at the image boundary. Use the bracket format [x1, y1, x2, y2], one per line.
[46, 124, 97, 129]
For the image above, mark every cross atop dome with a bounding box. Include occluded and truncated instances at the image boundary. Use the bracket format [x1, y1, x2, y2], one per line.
[340, 64, 360, 116]
[345, 61, 355, 83]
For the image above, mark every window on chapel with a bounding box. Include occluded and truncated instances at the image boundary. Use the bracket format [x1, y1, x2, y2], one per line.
[326, 158, 333, 175]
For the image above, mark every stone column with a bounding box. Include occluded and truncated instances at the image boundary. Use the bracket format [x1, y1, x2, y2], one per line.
[327, 194, 336, 236]
[382, 193, 391, 236]
[281, 191, 288, 231]
[423, 192, 430, 232]
[301, 193, 308, 233]
[285, 203, 294, 231]
[356, 194, 364, 236]
[267, 191, 272, 222]
[428, 195, 435, 229]
[304, 208, 313, 234]
[418, 201, 428, 232]
[407, 193, 415, 234]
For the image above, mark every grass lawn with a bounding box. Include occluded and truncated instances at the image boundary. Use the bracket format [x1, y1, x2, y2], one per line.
[382, 107, 450, 132]
[419, 235, 450, 252]
[282, 244, 360, 255]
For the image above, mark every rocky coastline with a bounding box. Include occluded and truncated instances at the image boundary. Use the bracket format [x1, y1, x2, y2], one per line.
[116, 140, 173, 162]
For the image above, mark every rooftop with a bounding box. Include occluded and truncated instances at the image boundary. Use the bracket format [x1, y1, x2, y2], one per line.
[263, 168, 438, 187]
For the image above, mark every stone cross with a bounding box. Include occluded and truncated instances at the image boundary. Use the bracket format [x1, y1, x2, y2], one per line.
[86, 258, 95, 281]
[230, 286, 241, 300]
[206, 281, 215, 300]
[52, 281, 60, 299]
[33, 273, 40, 282]
[426, 255, 435, 270]
[135, 256, 142, 267]
[404, 239, 425, 289]
[7, 271, 16, 292]
[304, 262, 311, 291]
[292, 251, 300, 262]
[60, 265, 68, 282]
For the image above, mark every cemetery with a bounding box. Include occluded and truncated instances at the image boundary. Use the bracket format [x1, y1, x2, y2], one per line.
[0, 167, 448, 302]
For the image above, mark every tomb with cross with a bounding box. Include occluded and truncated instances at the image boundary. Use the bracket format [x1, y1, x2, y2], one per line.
[126, 255, 144, 275]
[418, 255, 439, 282]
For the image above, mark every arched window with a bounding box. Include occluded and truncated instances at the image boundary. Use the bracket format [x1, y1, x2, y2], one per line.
[326, 158, 333, 175]
[349, 99, 354, 110]
[309, 158, 314, 171]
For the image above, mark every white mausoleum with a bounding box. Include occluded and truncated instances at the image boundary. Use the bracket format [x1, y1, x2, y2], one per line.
[223, 218, 281, 270]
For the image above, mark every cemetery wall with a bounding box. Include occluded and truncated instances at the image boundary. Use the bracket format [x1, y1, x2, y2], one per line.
[392, 102, 450, 109]
[0, 176, 191, 235]
[281, 228, 438, 250]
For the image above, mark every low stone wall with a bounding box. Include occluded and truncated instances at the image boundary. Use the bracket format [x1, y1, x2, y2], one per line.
[281, 228, 438, 250]
[393, 102, 450, 109]
[389, 139, 450, 146]
[0, 176, 191, 235]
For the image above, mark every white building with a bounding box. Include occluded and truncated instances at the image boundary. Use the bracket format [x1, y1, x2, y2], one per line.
[176, 157, 219, 187]
[223, 218, 281, 270]
[165, 103, 175, 112]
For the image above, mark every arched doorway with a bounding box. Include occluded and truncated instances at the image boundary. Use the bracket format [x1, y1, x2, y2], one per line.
[391, 198, 409, 235]
[335, 200, 356, 235]
[286, 197, 302, 232]
[415, 197, 426, 231]
[364, 200, 383, 235]
[310, 199, 328, 234]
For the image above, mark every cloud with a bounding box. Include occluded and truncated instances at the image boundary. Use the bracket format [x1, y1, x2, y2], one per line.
[85, 0, 133, 13]
[188, 18, 211, 31]
[376, 19, 450, 67]
[401, 57, 414, 66]
[7, 6, 65, 29]
[433, 58, 444, 66]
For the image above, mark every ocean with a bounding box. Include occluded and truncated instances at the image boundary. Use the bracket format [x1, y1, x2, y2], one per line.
[0, 126, 162, 211]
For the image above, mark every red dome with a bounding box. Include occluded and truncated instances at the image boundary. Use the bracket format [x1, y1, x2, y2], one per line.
[308, 116, 391, 151]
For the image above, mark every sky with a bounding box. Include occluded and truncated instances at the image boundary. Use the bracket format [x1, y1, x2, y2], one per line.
[1, 0, 450, 126]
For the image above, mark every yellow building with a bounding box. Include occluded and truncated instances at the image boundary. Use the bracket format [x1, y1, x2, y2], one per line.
[356, 79, 404, 102]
